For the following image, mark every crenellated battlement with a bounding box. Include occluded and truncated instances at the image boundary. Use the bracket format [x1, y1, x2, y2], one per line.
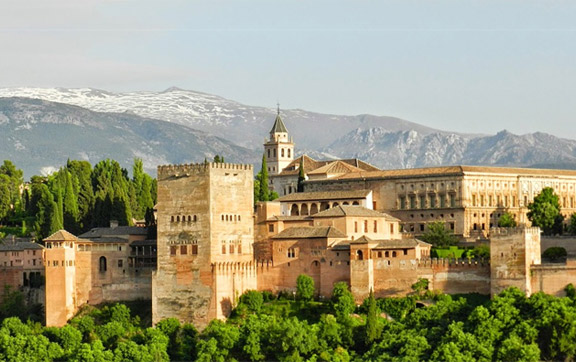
[490, 226, 540, 237]
[212, 261, 257, 273]
[157, 162, 253, 180]
[418, 257, 490, 268]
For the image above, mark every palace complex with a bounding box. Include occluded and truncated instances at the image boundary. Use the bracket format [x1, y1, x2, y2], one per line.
[4, 111, 576, 328]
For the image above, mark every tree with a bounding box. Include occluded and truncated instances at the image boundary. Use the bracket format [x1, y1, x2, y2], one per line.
[296, 274, 315, 301]
[527, 187, 561, 235]
[256, 155, 270, 202]
[364, 289, 380, 345]
[498, 212, 517, 227]
[411, 278, 430, 295]
[331, 282, 355, 321]
[297, 158, 305, 193]
[420, 221, 458, 247]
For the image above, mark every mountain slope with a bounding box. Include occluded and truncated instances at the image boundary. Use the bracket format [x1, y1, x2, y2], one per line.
[0, 87, 464, 150]
[0, 97, 258, 177]
[323, 128, 576, 169]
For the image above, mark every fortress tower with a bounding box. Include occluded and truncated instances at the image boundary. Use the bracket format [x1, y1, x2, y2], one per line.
[152, 162, 256, 328]
[263, 107, 294, 177]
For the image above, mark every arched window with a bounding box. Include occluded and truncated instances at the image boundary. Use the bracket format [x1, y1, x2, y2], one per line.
[356, 250, 364, 260]
[273, 149, 276, 158]
[364, 220, 368, 233]
[385, 251, 389, 257]
[171, 216, 174, 223]
[267, 149, 270, 158]
[392, 251, 397, 258]
[290, 204, 299, 216]
[288, 149, 291, 158]
[176, 216, 180, 222]
[281, 149, 285, 157]
[99, 256, 107, 272]
[188, 215, 192, 222]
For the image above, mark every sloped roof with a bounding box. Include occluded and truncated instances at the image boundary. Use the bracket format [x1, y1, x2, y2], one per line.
[272, 226, 347, 239]
[270, 215, 313, 221]
[270, 114, 288, 133]
[323, 165, 576, 182]
[276, 189, 371, 202]
[0, 242, 44, 251]
[350, 235, 373, 244]
[374, 238, 432, 249]
[130, 239, 157, 247]
[44, 230, 78, 242]
[79, 226, 148, 239]
[313, 205, 398, 220]
[278, 155, 380, 177]
[308, 161, 365, 176]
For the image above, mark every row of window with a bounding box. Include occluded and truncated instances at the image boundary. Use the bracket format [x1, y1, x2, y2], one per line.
[400, 182, 456, 191]
[77, 244, 123, 252]
[353, 220, 394, 234]
[46, 260, 76, 267]
[399, 194, 457, 210]
[266, 147, 291, 160]
[171, 215, 198, 223]
[409, 213, 455, 219]
[170, 244, 199, 256]
[221, 241, 242, 255]
[405, 222, 455, 232]
[221, 214, 242, 222]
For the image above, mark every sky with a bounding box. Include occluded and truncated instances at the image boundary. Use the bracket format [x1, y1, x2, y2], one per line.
[2, 0, 576, 138]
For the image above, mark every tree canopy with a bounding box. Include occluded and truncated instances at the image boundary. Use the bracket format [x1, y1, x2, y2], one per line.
[420, 221, 459, 247]
[527, 187, 562, 235]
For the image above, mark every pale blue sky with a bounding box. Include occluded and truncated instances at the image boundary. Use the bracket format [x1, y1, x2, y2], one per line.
[2, 0, 576, 138]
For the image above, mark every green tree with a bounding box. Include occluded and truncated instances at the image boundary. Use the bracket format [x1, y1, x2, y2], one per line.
[498, 212, 517, 227]
[411, 278, 430, 295]
[364, 289, 380, 345]
[420, 221, 458, 247]
[297, 158, 305, 193]
[257, 155, 270, 202]
[296, 274, 315, 301]
[527, 187, 561, 235]
[331, 282, 355, 321]
[240, 290, 264, 313]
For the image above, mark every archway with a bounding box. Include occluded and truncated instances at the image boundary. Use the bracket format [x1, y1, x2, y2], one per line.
[310, 203, 319, 215]
[301, 204, 309, 215]
[356, 250, 364, 260]
[290, 204, 299, 216]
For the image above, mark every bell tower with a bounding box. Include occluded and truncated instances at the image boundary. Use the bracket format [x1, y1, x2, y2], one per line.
[264, 105, 294, 176]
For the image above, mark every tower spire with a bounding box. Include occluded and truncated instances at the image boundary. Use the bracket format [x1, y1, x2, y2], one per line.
[277, 102, 280, 116]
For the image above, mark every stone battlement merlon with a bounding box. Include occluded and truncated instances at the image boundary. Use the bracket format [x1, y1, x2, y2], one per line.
[490, 226, 541, 237]
[417, 257, 490, 268]
[157, 162, 253, 180]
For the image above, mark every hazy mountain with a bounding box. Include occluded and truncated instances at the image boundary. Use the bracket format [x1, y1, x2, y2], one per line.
[1, 87, 574, 173]
[323, 128, 576, 169]
[0, 97, 258, 178]
[0, 87, 463, 151]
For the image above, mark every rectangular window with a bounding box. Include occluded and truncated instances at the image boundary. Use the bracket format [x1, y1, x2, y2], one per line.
[181, 245, 187, 255]
[403, 249, 408, 255]
[472, 194, 477, 206]
[512, 196, 516, 207]
[480, 195, 485, 206]
[390, 224, 394, 234]
[191, 245, 198, 255]
[504, 195, 508, 207]
[238, 244, 242, 254]
[420, 195, 426, 209]
[410, 195, 416, 209]
[170, 246, 177, 256]
[269, 224, 274, 232]
[229, 244, 234, 254]
[222, 245, 227, 254]
[354, 222, 358, 233]
[118, 260, 123, 268]
[400, 196, 406, 209]
[429, 195, 436, 208]
[374, 220, 378, 232]
[440, 195, 446, 208]
[364, 220, 368, 233]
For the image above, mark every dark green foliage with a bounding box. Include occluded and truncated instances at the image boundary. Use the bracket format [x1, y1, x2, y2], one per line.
[331, 282, 355, 321]
[364, 289, 381, 345]
[528, 187, 561, 235]
[542, 247, 568, 262]
[240, 290, 264, 313]
[498, 211, 517, 227]
[411, 278, 430, 294]
[471, 244, 490, 259]
[420, 221, 458, 247]
[297, 158, 305, 192]
[296, 274, 315, 301]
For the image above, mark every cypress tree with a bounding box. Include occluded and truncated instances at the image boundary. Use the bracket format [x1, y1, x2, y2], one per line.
[297, 158, 305, 192]
[258, 155, 270, 202]
[365, 288, 380, 344]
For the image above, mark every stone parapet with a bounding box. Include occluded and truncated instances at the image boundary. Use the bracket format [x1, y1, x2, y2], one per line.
[157, 162, 252, 180]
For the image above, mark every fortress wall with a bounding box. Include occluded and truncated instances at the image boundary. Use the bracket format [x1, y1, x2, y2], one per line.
[531, 260, 576, 297]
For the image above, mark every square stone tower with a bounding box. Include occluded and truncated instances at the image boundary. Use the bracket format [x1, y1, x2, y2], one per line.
[152, 162, 256, 328]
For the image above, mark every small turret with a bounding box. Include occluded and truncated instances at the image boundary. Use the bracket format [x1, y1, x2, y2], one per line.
[263, 105, 294, 176]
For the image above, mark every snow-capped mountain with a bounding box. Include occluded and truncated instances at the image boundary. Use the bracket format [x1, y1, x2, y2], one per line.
[1, 87, 575, 174]
[0, 87, 453, 151]
[0, 97, 258, 177]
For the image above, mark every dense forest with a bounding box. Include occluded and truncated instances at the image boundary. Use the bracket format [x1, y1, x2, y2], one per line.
[0, 159, 156, 240]
[1, 277, 576, 361]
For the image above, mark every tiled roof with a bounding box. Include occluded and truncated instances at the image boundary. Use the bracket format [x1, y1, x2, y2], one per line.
[44, 230, 78, 242]
[313, 205, 397, 219]
[308, 161, 365, 175]
[78, 237, 129, 244]
[0, 242, 44, 251]
[130, 239, 157, 247]
[350, 235, 373, 244]
[270, 215, 313, 221]
[272, 226, 347, 239]
[276, 190, 371, 202]
[322, 165, 576, 182]
[270, 114, 288, 133]
[278, 156, 380, 177]
[374, 238, 432, 249]
[79, 226, 148, 239]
